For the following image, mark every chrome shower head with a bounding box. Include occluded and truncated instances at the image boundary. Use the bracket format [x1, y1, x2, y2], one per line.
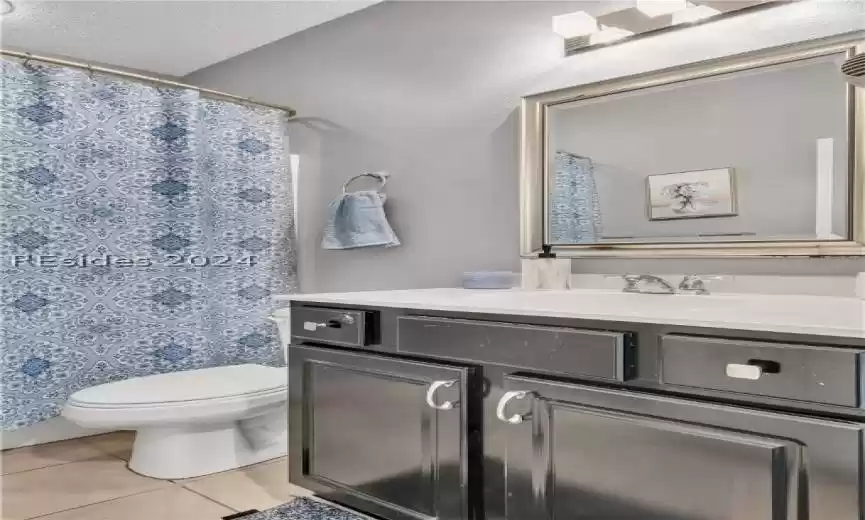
[842, 53, 865, 89]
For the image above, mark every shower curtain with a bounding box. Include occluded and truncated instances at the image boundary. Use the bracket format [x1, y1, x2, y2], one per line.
[549, 151, 603, 244]
[0, 58, 297, 430]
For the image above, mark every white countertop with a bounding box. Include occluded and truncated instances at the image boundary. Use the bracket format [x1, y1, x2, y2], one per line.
[274, 288, 865, 339]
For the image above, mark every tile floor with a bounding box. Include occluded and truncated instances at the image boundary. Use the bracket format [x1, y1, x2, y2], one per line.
[1, 432, 310, 519]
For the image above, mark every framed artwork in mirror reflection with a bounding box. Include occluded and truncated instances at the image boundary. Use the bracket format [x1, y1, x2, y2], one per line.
[646, 167, 737, 221]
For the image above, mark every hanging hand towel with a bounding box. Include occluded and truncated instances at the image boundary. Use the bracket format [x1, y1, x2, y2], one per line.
[322, 172, 401, 250]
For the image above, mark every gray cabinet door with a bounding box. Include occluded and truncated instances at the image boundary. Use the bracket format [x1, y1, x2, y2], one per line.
[289, 345, 477, 520]
[500, 375, 863, 520]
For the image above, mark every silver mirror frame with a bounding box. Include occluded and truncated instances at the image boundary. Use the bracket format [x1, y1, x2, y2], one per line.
[520, 35, 865, 258]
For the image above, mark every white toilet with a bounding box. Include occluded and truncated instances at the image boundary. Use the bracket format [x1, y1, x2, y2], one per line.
[63, 364, 287, 480]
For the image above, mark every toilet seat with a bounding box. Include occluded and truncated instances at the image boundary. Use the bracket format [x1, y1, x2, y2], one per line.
[64, 364, 287, 427]
[69, 364, 286, 406]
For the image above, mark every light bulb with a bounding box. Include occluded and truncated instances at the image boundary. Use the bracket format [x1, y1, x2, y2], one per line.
[636, 0, 688, 17]
[672, 5, 721, 24]
[552, 11, 600, 39]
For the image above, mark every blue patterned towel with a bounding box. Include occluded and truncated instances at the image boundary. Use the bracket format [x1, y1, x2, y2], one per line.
[321, 174, 400, 250]
[235, 497, 367, 519]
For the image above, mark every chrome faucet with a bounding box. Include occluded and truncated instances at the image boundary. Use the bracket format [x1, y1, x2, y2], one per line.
[621, 274, 714, 295]
[622, 274, 678, 294]
[678, 274, 710, 295]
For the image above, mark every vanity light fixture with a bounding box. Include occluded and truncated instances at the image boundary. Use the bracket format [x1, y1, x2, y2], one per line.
[555, 0, 788, 56]
[590, 26, 635, 45]
[672, 4, 722, 24]
[552, 11, 600, 39]
[842, 53, 865, 89]
[636, 0, 688, 17]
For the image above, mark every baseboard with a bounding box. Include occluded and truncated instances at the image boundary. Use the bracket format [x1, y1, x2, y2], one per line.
[1, 417, 111, 450]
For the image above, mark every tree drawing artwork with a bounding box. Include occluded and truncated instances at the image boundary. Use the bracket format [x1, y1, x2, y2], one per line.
[661, 181, 709, 214]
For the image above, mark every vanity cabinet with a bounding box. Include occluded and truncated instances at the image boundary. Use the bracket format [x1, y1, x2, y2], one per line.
[288, 345, 480, 520]
[286, 300, 865, 520]
[499, 375, 865, 520]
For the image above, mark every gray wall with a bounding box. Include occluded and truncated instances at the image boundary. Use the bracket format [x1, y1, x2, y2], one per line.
[551, 55, 850, 241]
[186, 1, 865, 293]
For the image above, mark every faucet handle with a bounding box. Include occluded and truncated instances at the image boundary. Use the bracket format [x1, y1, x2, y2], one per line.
[621, 274, 641, 292]
[678, 274, 720, 295]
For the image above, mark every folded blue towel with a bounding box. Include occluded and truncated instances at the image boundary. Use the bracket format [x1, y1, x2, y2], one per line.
[322, 173, 400, 250]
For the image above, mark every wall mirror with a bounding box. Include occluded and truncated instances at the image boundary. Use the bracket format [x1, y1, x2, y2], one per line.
[521, 36, 864, 257]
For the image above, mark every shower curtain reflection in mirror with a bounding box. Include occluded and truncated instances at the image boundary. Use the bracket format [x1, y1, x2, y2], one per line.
[0, 57, 297, 430]
[549, 151, 603, 244]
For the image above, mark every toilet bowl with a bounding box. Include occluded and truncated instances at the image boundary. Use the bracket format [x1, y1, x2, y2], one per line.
[63, 364, 287, 480]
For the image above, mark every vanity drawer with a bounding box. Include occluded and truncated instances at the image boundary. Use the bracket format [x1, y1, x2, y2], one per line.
[397, 316, 633, 381]
[660, 334, 865, 407]
[291, 307, 370, 347]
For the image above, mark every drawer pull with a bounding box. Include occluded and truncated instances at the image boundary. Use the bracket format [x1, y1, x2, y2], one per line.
[425, 380, 459, 411]
[747, 359, 781, 373]
[303, 314, 356, 332]
[726, 360, 780, 380]
[726, 363, 762, 380]
[496, 390, 532, 424]
[303, 321, 327, 331]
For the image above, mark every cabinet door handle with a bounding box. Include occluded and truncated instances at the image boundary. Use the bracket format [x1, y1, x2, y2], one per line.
[496, 390, 532, 424]
[426, 380, 459, 411]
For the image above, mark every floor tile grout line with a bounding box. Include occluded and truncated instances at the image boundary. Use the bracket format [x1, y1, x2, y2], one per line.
[1, 447, 133, 477]
[87, 445, 132, 463]
[1, 435, 133, 476]
[105, 452, 131, 463]
[5, 445, 280, 516]
[0, 453, 110, 477]
[181, 484, 241, 513]
[22, 484, 175, 519]
[0, 432, 128, 455]
[1, 459, 79, 477]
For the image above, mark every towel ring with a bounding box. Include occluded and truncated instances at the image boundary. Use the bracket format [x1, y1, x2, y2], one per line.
[342, 172, 389, 194]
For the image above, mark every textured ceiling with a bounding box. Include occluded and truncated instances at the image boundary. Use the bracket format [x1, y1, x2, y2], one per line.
[0, 0, 381, 76]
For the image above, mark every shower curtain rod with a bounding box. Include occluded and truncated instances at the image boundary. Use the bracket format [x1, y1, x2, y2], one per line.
[1, 49, 297, 117]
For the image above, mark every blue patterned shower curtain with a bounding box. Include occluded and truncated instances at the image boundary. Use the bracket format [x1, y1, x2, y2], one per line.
[549, 151, 603, 244]
[0, 58, 297, 430]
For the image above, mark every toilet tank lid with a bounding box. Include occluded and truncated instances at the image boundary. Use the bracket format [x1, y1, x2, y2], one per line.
[69, 364, 287, 406]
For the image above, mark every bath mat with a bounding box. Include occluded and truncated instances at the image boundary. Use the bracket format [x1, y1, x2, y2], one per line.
[223, 497, 367, 520]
